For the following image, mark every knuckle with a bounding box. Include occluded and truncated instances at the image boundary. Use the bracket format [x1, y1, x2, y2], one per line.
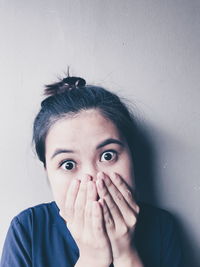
[136, 204, 140, 214]
[105, 217, 114, 227]
[128, 214, 137, 227]
[103, 206, 109, 215]
[120, 224, 129, 236]
[102, 188, 109, 197]
[123, 208, 138, 228]
[108, 202, 116, 211]
[74, 203, 83, 212]
[116, 192, 123, 201]
[117, 178, 123, 186]
[125, 189, 133, 199]
[114, 174, 123, 186]
[96, 224, 103, 233]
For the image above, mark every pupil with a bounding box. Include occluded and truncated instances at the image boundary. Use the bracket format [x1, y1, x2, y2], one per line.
[105, 153, 112, 160]
[66, 162, 74, 170]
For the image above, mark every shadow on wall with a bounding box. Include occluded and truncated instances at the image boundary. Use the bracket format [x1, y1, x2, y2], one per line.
[132, 122, 199, 267]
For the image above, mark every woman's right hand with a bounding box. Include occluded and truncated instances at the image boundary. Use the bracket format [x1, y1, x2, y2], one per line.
[59, 175, 113, 267]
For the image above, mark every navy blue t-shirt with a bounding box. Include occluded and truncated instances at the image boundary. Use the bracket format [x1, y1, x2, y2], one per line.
[0, 202, 182, 267]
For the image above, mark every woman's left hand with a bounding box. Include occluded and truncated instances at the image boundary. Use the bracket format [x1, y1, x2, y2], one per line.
[96, 172, 142, 266]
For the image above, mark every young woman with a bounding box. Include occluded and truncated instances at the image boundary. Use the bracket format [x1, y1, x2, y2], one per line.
[0, 76, 182, 267]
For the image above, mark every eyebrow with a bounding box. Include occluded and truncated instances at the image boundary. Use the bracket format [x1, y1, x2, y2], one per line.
[50, 138, 124, 160]
[96, 138, 124, 149]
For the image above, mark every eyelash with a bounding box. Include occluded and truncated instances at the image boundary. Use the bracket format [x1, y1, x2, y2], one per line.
[58, 150, 118, 171]
[100, 150, 118, 162]
[59, 159, 76, 169]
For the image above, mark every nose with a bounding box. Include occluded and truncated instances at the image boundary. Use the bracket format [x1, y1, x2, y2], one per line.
[79, 163, 99, 182]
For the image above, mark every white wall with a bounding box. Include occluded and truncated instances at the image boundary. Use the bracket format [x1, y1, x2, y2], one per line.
[0, 1, 199, 266]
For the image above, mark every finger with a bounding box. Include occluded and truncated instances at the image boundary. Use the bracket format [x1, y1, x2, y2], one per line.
[84, 202, 93, 241]
[99, 198, 114, 232]
[74, 174, 91, 221]
[110, 172, 139, 214]
[96, 174, 123, 229]
[92, 201, 107, 246]
[98, 172, 138, 228]
[84, 181, 96, 237]
[87, 180, 98, 201]
[64, 178, 80, 223]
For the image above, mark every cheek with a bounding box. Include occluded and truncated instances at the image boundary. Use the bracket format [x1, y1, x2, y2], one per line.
[47, 171, 72, 210]
[111, 155, 134, 188]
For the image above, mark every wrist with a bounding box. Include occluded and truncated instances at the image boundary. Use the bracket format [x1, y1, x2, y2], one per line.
[75, 257, 109, 267]
[113, 249, 144, 267]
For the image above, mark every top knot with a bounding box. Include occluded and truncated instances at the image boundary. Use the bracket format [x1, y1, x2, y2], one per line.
[44, 76, 86, 96]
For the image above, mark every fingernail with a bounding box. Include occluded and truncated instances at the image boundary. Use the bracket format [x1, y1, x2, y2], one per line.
[114, 173, 120, 182]
[97, 171, 105, 180]
[82, 175, 88, 183]
[72, 179, 78, 187]
[88, 180, 93, 190]
[97, 178, 104, 189]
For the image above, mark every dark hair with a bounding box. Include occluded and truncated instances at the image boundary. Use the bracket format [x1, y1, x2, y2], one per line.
[33, 76, 137, 167]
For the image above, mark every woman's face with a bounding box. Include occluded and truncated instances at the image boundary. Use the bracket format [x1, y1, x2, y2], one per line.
[45, 109, 135, 211]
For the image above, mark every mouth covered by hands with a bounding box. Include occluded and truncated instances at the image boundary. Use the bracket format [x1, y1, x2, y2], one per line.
[96, 172, 140, 263]
[59, 172, 140, 267]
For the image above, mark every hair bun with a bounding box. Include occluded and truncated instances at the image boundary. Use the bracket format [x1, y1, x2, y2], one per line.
[62, 77, 86, 87]
[44, 76, 86, 96]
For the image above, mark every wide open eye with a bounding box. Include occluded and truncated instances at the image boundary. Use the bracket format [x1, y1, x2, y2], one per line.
[60, 160, 76, 171]
[100, 151, 117, 162]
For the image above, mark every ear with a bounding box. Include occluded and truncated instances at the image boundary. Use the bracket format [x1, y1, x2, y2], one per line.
[43, 162, 46, 170]
[43, 164, 48, 175]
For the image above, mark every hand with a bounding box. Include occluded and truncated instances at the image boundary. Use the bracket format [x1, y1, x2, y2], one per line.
[96, 172, 140, 265]
[59, 174, 112, 267]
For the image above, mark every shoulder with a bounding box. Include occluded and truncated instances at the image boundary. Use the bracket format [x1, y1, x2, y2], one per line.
[1, 202, 61, 266]
[136, 202, 180, 241]
[135, 203, 182, 266]
[10, 201, 59, 229]
[138, 202, 176, 223]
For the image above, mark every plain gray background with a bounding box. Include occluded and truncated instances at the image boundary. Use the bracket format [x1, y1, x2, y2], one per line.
[0, 1, 199, 266]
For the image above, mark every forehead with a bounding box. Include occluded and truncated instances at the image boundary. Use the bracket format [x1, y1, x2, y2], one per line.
[45, 109, 122, 151]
